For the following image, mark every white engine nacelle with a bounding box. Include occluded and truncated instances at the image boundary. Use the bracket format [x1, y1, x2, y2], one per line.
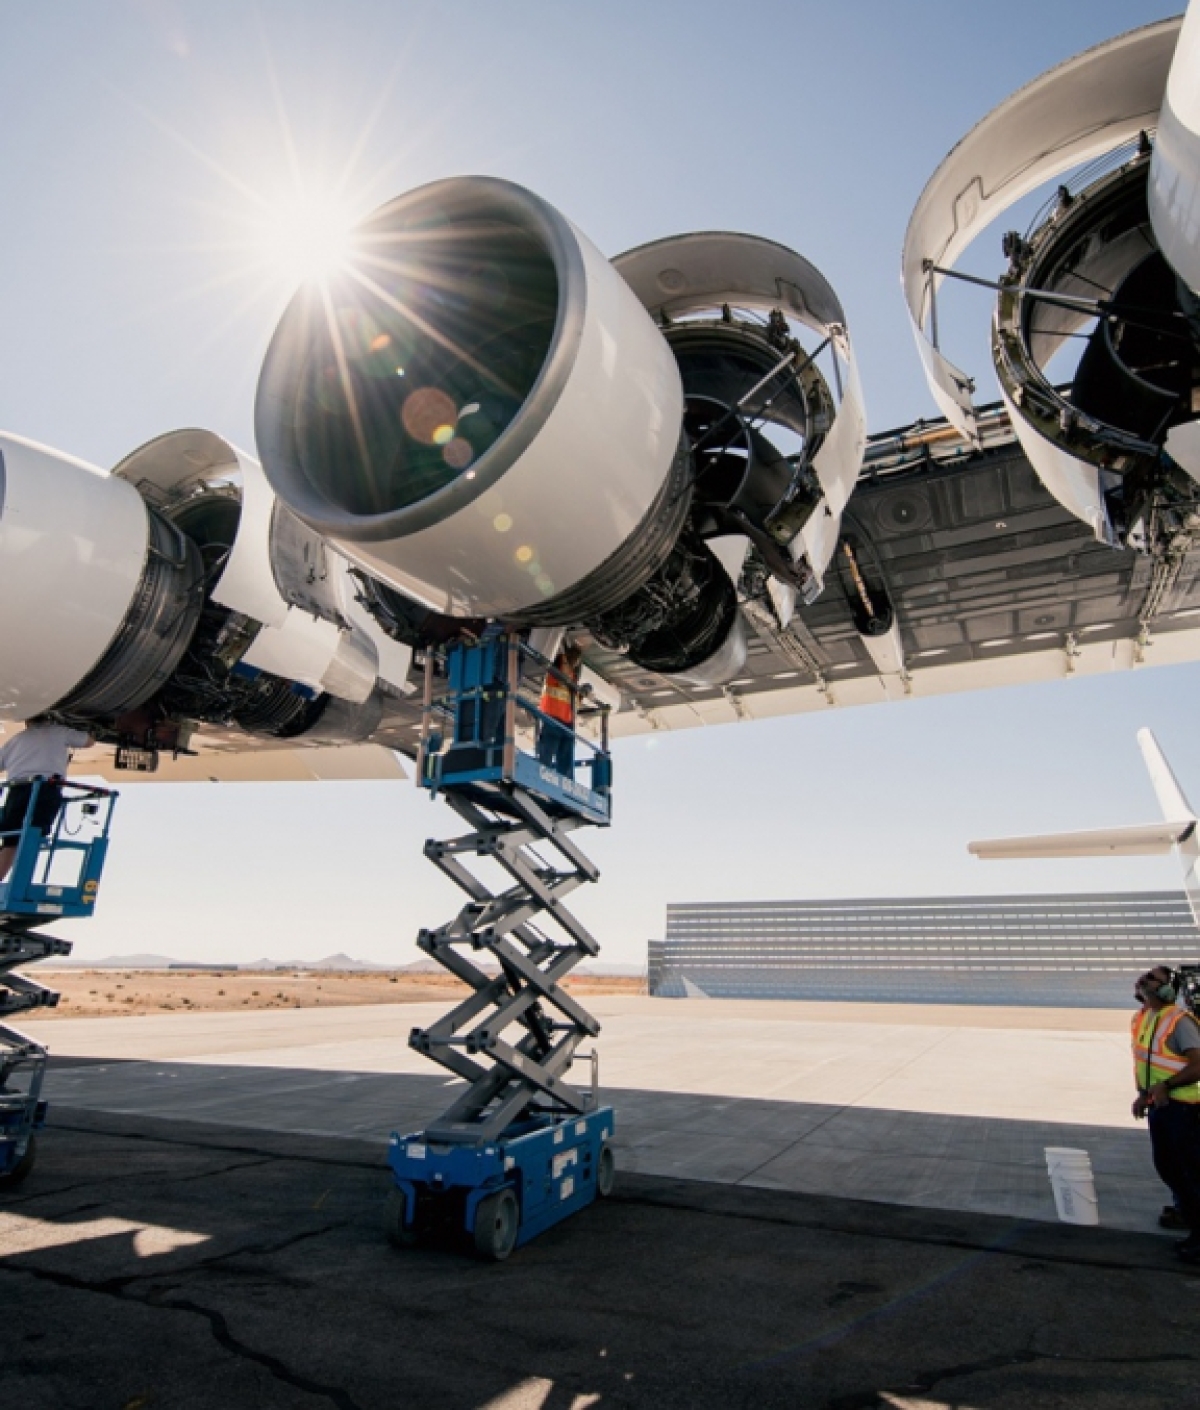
[0, 432, 202, 719]
[1150, 4, 1200, 299]
[256, 176, 687, 624]
[0, 425, 413, 748]
[256, 176, 864, 683]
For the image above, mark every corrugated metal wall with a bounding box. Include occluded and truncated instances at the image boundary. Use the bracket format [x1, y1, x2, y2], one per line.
[648, 893, 1197, 1006]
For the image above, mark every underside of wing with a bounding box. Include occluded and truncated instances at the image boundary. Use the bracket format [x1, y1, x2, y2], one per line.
[70, 738, 408, 784]
[59, 406, 1198, 758]
[596, 409, 1200, 735]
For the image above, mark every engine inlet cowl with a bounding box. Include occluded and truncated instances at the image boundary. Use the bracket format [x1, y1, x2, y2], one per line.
[256, 176, 686, 622]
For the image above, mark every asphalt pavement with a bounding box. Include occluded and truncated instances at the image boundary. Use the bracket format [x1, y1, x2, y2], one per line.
[26, 997, 1162, 1233]
[3, 1107, 1198, 1410]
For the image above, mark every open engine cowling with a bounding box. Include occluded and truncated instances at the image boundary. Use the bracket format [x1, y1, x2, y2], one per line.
[902, 14, 1200, 552]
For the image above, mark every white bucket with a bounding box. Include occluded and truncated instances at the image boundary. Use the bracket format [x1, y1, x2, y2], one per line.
[1044, 1146, 1099, 1225]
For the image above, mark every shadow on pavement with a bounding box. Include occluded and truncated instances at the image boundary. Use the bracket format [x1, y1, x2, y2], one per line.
[41, 1054, 1165, 1231]
[1, 1105, 1197, 1410]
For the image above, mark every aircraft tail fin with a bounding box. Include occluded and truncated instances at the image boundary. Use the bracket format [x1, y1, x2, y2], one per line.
[970, 728, 1200, 933]
[1135, 729, 1200, 931]
[1138, 727, 1196, 824]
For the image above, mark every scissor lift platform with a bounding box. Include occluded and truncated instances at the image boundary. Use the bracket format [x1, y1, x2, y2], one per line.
[387, 638, 616, 1259]
[421, 634, 613, 826]
[0, 780, 116, 1184]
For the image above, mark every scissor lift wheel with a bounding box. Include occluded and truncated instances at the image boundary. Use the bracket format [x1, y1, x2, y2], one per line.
[382, 1187, 420, 1249]
[473, 1188, 520, 1261]
[0, 1131, 36, 1186]
[596, 1143, 616, 1198]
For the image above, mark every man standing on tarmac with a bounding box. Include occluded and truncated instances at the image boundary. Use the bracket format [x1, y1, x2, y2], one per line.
[0, 717, 93, 883]
[1132, 965, 1200, 1263]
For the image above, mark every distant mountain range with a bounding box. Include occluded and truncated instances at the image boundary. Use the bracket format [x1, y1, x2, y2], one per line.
[46, 951, 644, 976]
[49, 952, 430, 972]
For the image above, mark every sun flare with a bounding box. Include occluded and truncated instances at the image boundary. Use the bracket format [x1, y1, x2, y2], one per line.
[252, 187, 360, 287]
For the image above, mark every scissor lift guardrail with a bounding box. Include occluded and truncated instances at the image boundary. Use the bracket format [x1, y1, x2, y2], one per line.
[0, 779, 116, 1184]
[385, 638, 617, 1259]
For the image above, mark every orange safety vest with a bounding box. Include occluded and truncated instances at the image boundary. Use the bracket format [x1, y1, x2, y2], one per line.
[1131, 1006, 1200, 1102]
[540, 657, 576, 725]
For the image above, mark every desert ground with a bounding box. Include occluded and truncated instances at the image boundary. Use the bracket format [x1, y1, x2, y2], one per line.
[31, 968, 645, 1018]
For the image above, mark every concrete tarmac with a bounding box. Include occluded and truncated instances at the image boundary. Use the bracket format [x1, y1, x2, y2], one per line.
[23, 996, 1165, 1233]
[3, 1109, 1199, 1410]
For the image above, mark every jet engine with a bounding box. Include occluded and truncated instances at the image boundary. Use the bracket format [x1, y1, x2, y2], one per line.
[256, 177, 864, 684]
[903, 12, 1200, 557]
[0, 426, 414, 761]
[0, 176, 864, 764]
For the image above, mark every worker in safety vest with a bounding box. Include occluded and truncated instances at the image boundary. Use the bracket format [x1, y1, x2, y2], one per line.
[537, 642, 584, 778]
[1131, 964, 1200, 1262]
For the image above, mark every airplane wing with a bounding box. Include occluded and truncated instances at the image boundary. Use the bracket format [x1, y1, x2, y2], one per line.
[0, 716, 407, 785]
[969, 822, 1193, 860]
[13, 403, 1200, 774]
[103, 405, 1200, 757]
[73, 742, 409, 785]
[9, 2, 1200, 776]
[968, 725, 1200, 930]
[593, 412, 1200, 734]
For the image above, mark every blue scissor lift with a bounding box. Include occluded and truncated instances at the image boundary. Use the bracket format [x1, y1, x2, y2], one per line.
[386, 637, 617, 1260]
[0, 780, 116, 1184]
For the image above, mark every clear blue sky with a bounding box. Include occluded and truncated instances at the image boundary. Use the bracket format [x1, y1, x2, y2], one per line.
[2, 1, 1194, 967]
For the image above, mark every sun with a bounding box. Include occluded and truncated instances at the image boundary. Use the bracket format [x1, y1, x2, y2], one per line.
[252, 186, 360, 287]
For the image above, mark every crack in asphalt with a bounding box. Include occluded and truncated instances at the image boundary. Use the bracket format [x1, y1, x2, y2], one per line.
[0, 1220, 342, 1289]
[51, 1120, 386, 1171]
[0, 1225, 362, 1410]
[145, 1155, 279, 1187]
[188, 1221, 349, 1276]
[2, 1154, 280, 1209]
[158, 1296, 366, 1410]
[0, 1258, 137, 1297]
[825, 1347, 1200, 1409]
